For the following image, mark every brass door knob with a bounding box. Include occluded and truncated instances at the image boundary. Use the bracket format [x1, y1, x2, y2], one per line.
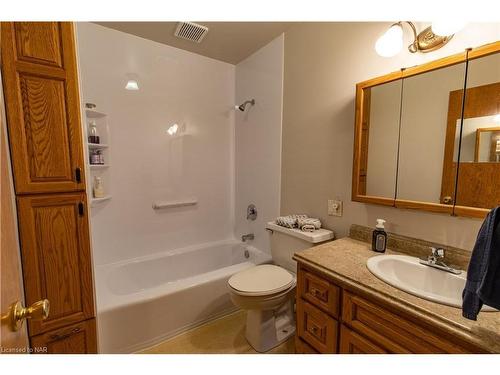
[4, 299, 50, 331]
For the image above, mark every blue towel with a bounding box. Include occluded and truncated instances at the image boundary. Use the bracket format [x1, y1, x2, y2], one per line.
[462, 206, 500, 320]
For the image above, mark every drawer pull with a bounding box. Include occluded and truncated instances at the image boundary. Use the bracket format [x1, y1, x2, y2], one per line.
[311, 288, 325, 299]
[49, 327, 81, 341]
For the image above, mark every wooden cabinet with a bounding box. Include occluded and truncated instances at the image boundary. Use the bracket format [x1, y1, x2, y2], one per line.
[339, 325, 387, 354]
[297, 299, 338, 353]
[2, 22, 97, 353]
[16, 193, 95, 336]
[298, 268, 340, 317]
[31, 319, 97, 354]
[295, 264, 483, 354]
[1, 22, 86, 194]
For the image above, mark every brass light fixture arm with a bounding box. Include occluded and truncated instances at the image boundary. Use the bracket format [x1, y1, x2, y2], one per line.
[394, 21, 453, 54]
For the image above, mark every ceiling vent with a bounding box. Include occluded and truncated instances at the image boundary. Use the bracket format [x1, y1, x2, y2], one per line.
[174, 22, 209, 43]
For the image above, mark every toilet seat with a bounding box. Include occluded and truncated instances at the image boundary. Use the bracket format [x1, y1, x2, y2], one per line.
[228, 264, 295, 297]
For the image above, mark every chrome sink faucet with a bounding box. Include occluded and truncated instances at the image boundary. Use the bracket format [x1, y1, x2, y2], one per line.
[419, 247, 461, 275]
[242, 233, 254, 242]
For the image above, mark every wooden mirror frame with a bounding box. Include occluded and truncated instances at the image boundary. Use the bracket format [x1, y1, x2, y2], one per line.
[352, 41, 500, 219]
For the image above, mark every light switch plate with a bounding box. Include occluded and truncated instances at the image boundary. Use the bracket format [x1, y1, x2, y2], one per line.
[328, 199, 343, 217]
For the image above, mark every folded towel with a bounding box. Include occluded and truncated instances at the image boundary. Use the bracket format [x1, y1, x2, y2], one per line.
[275, 214, 308, 229]
[462, 206, 500, 320]
[301, 224, 316, 232]
[297, 217, 322, 230]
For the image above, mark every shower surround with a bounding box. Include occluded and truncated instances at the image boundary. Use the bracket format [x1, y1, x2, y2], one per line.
[76, 23, 284, 352]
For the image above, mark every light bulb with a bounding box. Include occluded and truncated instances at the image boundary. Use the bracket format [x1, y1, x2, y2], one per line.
[375, 24, 403, 57]
[494, 113, 500, 123]
[125, 79, 139, 90]
[431, 21, 466, 36]
[167, 123, 179, 136]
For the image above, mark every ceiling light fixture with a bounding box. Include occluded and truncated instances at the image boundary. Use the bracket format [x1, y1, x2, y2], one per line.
[167, 123, 179, 136]
[375, 21, 463, 57]
[125, 79, 139, 91]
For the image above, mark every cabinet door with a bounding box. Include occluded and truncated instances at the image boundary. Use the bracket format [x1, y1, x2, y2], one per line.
[31, 319, 97, 354]
[16, 193, 95, 336]
[339, 325, 387, 354]
[297, 299, 338, 353]
[1, 22, 86, 194]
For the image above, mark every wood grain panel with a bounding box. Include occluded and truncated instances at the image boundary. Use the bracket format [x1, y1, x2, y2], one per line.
[14, 22, 63, 67]
[16, 193, 94, 335]
[294, 336, 319, 354]
[31, 319, 97, 354]
[1, 22, 86, 194]
[1, 104, 29, 351]
[299, 266, 340, 318]
[20, 74, 73, 181]
[339, 325, 387, 354]
[297, 299, 338, 353]
[342, 291, 472, 353]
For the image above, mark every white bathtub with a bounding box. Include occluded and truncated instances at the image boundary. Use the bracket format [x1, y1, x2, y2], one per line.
[94, 240, 271, 353]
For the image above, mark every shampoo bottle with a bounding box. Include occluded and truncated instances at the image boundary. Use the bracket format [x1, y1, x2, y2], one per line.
[372, 219, 387, 253]
[93, 177, 104, 198]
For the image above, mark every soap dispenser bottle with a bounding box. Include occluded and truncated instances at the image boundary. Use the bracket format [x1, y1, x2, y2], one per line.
[372, 219, 387, 253]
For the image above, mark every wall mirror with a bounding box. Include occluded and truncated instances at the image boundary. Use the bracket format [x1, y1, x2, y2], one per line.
[397, 60, 466, 213]
[352, 41, 500, 218]
[454, 50, 500, 216]
[352, 71, 403, 206]
[356, 78, 402, 201]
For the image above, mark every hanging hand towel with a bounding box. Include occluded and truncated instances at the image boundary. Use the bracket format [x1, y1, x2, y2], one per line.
[462, 206, 500, 320]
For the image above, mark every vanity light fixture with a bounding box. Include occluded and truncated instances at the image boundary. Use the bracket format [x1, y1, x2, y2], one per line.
[494, 113, 500, 123]
[167, 123, 179, 136]
[375, 21, 464, 57]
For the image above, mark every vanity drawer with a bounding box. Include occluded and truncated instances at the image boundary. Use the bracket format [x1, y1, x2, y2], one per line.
[295, 336, 319, 354]
[299, 267, 340, 317]
[342, 291, 471, 353]
[339, 324, 387, 354]
[297, 299, 338, 353]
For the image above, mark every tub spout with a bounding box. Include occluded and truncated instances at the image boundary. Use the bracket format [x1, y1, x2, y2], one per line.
[242, 234, 254, 242]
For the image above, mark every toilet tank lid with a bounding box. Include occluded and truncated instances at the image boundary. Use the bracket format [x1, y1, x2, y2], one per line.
[266, 222, 334, 243]
[228, 264, 295, 295]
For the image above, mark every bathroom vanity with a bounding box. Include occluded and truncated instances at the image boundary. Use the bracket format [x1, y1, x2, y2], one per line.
[293, 228, 500, 354]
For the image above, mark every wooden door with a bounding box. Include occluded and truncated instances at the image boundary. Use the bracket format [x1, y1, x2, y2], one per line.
[16, 193, 95, 336]
[0, 93, 29, 353]
[30, 319, 97, 354]
[1, 22, 86, 194]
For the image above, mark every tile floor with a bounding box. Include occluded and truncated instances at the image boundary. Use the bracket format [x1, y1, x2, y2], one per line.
[138, 310, 295, 354]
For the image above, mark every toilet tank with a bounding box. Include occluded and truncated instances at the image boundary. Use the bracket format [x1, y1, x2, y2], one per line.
[267, 222, 334, 273]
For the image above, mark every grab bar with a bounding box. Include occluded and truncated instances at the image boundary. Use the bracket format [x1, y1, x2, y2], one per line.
[152, 199, 197, 210]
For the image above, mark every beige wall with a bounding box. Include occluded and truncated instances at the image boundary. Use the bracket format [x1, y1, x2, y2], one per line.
[281, 22, 500, 251]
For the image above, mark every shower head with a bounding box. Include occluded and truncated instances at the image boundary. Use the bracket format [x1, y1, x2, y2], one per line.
[235, 99, 255, 112]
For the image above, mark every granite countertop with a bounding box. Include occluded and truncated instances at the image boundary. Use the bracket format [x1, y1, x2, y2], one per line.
[293, 237, 500, 353]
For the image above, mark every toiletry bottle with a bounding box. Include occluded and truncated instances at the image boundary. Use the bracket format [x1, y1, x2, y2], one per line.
[90, 150, 100, 165]
[96, 150, 104, 165]
[372, 219, 387, 253]
[88, 121, 100, 144]
[93, 177, 104, 198]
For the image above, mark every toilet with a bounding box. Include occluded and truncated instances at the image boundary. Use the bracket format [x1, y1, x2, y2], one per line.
[228, 222, 334, 352]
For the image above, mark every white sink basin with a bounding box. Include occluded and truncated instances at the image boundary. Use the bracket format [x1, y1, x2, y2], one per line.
[367, 255, 496, 311]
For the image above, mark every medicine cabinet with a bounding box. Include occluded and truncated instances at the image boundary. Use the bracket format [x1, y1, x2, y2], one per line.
[352, 41, 500, 218]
